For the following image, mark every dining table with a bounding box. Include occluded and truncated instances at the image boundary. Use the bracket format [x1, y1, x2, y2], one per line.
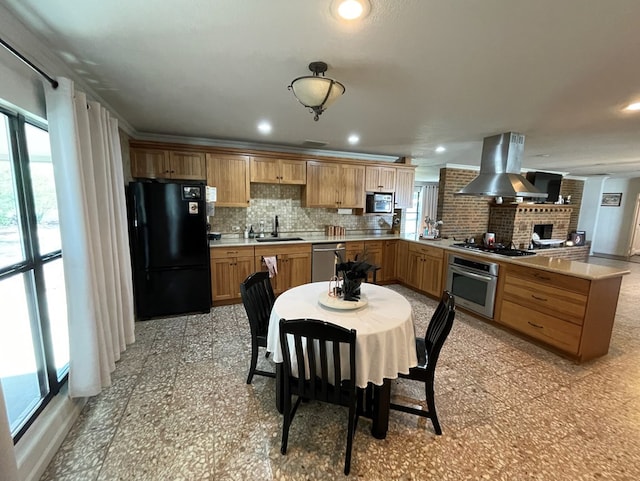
[266, 281, 417, 439]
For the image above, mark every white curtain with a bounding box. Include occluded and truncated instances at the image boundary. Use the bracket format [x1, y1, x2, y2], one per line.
[44, 78, 135, 398]
[0, 384, 18, 481]
[422, 183, 439, 224]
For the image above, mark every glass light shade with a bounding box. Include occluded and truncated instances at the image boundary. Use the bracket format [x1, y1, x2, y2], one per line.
[290, 76, 345, 110]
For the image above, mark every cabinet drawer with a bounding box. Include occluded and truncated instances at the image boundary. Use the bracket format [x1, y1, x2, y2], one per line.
[408, 243, 443, 259]
[255, 243, 311, 257]
[210, 246, 255, 259]
[503, 276, 586, 325]
[500, 300, 581, 354]
[505, 264, 590, 295]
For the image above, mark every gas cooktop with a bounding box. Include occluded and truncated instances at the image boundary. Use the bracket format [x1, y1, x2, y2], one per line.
[451, 243, 536, 257]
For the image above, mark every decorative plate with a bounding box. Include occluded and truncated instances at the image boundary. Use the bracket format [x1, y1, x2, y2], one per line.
[318, 292, 368, 310]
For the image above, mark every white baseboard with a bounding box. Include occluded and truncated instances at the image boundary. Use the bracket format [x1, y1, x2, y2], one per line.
[14, 386, 86, 481]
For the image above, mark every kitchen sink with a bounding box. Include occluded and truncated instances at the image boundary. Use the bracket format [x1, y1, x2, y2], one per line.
[255, 237, 304, 242]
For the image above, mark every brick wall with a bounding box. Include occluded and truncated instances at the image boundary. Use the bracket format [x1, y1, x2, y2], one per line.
[437, 168, 491, 240]
[437, 167, 585, 246]
[489, 205, 574, 249]
[560, 178, 584, 233]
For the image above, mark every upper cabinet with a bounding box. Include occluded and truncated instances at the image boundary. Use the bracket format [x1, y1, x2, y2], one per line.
[305, 161, 365, 208]
[250, 157, 306, 185]
[365, 166, 396, 192]
[206, 154, 250, 207]
[130, 148, 206, 180]
[394, 167, 416, 208]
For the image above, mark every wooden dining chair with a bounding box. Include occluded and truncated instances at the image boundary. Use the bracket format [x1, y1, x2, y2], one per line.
[390, 290, 455, 434]
[279, 318, 359, 475]
[240, 271, 276, 384]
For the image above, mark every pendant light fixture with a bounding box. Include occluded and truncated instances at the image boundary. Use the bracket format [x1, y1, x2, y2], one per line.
[288, 61, 345, 121]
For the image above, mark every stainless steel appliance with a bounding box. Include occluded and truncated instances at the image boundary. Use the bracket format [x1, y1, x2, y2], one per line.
[365, 193, 393, 213]
[127, 181, 211, 320]
[446, 254, 498, 318]
[312, 243, 346, 282]
[451, 242, 536, 257]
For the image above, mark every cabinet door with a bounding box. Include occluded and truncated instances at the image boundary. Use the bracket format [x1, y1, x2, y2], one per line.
[395, 168, 415, 208]
[169, 151, 206, 180]
[365, 166, 396, 192]
[364, 241, 383, 282]
[381, 240, 397, 282]
[396, 241, 409, 282]
[211, 258, 235, 301]
[131, 148, 170, 179]
[206, 154, 250, 207]
[280, 159, 306, 185]
[286, 252, 311, 289]
[421, 255, 443, 297]
[339, 164, 366, 208]
[235, 256, 256, 298]
[250, 157, 280, 183]
[405, 251, 423, 289]
[305, 161, 340, 207]
[345, 242, 364, 263]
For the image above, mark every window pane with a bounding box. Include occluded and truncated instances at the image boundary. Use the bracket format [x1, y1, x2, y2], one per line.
[403, 187, 420, 236]
[0, 113, 25, 266]
[0, 273, 48, 434]
[25, 124, 60, 255]
[43, 259, 69, 379]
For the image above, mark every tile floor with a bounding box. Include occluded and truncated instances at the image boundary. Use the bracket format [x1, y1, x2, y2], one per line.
[41, 257, 640, 480]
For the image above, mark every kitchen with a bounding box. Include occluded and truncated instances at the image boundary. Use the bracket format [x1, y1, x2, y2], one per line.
[2, 1, 640, 480]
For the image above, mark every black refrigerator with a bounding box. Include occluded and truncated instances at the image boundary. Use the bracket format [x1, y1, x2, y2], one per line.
[127, 181, 211, 320]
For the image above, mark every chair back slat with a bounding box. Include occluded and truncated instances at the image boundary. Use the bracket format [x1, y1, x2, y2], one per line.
[279, 319, 356, 405]
[424, 291, 456, 372]
[240, 271, 275, 338]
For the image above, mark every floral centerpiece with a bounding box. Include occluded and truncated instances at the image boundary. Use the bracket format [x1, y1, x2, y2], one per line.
[334, 249, 378, 301]
[424, 217, 443, 239]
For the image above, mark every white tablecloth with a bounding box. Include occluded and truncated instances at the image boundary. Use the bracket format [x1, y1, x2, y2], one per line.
[267, 282, 417, 388]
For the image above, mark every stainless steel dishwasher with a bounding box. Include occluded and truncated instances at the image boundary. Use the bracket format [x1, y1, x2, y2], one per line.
[312, 243, 346, 282]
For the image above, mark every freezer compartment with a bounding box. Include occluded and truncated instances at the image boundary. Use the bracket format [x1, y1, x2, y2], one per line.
[133, 267, 211, 320]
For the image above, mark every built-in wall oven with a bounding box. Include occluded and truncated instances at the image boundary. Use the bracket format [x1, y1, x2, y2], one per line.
[446, 254, 499, 318]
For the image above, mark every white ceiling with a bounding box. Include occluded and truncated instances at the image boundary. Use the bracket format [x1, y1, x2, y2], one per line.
[3, 0, 640, 181]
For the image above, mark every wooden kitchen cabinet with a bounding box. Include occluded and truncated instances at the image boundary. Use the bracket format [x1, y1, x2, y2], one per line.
[206, 153, 250, 207]
[365, 166, 396, 192]
[305, 161, 365, 208]
[131, 148, 206, 180]
[254, 244, 311, 295]
[381, 239, 398, 283]
[405, 243, 444, 297]
[496, 263, 622, 361]
[344, 241, 364, 263]
[250, 156, 306, 185]
[210, 246, 255, 303]
[396, 240, 409, 282]
[394, 167, 416, 208]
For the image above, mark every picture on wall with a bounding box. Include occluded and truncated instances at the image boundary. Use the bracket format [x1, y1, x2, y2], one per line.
[601, 193, 622, 207]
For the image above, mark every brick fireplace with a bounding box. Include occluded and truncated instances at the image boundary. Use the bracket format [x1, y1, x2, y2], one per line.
[488, 204, 574, 249]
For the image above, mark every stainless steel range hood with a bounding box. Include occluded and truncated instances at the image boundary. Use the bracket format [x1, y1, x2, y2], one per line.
[456, 132, 547, 198]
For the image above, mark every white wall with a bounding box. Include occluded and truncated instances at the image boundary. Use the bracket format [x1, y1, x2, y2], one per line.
[579, 176, 640, 256]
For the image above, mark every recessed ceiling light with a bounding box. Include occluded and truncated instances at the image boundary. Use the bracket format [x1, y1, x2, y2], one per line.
[624, 102, 640, 111]
[435, 146, 446, 153]
[331, 0, 370, 20]
[348, 134, 360, 145]
[257, 121, 272, 134]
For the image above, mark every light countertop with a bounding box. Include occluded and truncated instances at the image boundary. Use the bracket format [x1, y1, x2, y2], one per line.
[210, 233, 630, 280]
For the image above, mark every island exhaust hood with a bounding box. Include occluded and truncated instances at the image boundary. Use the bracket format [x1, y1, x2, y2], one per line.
[456, 132, 548, 198]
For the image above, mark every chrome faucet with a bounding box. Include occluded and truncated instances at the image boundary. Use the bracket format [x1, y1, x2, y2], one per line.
[272, 215, 279, 237]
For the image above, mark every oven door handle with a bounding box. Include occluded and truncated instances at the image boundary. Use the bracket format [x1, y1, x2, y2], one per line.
[449, 265, 495, 282]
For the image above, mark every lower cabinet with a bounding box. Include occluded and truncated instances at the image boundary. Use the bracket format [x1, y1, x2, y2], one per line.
[381, 240, 397, 283]
[405, 243, 444, 297]
[396, 240, 409, 282]
[254, 244, 311, 295]
[496, 263, 622, 361]
[210, 246, 255, 303]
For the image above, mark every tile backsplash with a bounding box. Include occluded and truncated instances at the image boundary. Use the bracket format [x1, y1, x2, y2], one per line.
[208, 184, 394, 236]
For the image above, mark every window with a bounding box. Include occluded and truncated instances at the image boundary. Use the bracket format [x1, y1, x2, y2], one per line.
[403, 186, 423, 236]
[0, 107, 68, 442]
